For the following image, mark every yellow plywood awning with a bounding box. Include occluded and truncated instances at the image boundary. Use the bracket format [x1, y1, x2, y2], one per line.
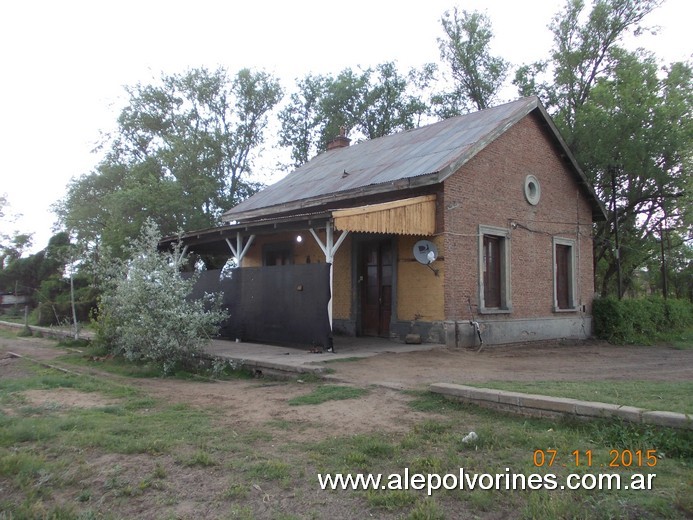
[332, 195, 436, 235]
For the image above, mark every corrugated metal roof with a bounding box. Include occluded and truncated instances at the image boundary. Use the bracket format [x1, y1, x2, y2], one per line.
[223, 96, 606, 222]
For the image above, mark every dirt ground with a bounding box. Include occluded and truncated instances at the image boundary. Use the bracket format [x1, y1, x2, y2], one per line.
[1, 334, 691, 519]
[2, 335, 692, 427]
[322, 339, 693, 389]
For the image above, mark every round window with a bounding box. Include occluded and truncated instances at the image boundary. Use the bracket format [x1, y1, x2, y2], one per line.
[524, 175, 541, 205]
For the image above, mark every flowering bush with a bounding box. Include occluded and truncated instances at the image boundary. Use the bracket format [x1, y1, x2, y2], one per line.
[95, 219, 228, 374]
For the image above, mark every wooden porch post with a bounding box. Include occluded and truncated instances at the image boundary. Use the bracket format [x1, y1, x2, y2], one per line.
[225, 232, 255, 267]
[309, 220, 349, 332]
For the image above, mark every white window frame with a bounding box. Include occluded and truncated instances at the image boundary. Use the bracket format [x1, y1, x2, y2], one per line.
[478, 225, 512, 314]
[553, 237, 577, 312]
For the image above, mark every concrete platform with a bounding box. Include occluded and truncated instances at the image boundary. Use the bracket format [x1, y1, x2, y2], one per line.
[205, 336, 442, 375]
[430, 383, 693, 430]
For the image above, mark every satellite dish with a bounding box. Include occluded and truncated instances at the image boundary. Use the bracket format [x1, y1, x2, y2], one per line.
[413, 240, 438, 265]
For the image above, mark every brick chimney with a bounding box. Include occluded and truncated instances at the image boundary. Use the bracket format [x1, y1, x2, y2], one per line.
[326, 126, 351, 150]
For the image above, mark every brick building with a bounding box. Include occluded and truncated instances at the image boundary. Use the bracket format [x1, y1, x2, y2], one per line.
[163, 96, 606, 348]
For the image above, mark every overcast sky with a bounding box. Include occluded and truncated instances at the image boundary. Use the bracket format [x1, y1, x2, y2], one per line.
[1, 0, 689, 253]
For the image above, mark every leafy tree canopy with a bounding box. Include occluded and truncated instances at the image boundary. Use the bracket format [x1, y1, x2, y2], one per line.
[55, 67, 283, 257]
[515, 0, 690, 297]
[435, 7, 509, 115]
[279, 62, 429, 168]
[0, 194, 33, 270]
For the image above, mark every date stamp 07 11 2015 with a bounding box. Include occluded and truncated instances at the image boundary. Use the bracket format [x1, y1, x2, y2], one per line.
[533, 449, 659, 469]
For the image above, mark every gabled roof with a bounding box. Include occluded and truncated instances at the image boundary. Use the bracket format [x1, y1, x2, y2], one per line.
[223, 96, 606, 222]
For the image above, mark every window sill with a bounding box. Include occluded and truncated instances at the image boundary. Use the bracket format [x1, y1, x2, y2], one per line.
[479, 307, 512, 315]
[553, 307, 578, 313]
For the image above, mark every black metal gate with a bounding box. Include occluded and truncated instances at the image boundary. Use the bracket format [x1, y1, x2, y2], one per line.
[189, 263, 331, 347]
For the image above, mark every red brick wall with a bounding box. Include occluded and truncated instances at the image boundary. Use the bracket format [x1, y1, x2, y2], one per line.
[443, 112, 595, 321]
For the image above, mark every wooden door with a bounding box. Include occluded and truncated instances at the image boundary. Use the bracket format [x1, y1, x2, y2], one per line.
[360, 240, 393, 337]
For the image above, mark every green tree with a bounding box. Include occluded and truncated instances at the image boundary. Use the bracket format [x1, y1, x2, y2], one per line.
[514, 0, 661, 136]
[0, 194, 32, 270]
[279, 63, 429, 167]
[55, 67, 283, 256]
[95, 219, 227, 374]
[435, 8, 509, 115]
[514, 0, 690, 297]
[278, 74, 328, 168]
[360, 62, 428, 140]
[0, 232, 82, 325]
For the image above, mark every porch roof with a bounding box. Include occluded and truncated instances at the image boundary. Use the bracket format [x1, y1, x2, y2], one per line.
[160, 195, 437, 256]
[159, 211, 331, 256]
[333, 195, 436, 235]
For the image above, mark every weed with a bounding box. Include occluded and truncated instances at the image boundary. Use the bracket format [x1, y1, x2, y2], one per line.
[249, 459, 291, 480]
[407, 498, 446, 520]
[222, 481, 248, 500]
[152, 462, 167, 479]
[183, 449, 217, 467]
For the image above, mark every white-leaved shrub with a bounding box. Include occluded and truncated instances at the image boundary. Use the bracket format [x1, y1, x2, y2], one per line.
[95, 219, 228, 374]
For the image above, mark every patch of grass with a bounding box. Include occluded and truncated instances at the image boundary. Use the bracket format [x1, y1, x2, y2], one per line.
[181, 448, 217, 467]
[247, 459, 292, 483]
[265, 418, 316, 434]
[0, 367, 138, 403]
[366, 489, 417, 510]
[463, 380, 693, 414]
[407, 498, 446, 520]
[222, 481, 248, 500]
[409, 456, 444, 474]
[583, 418, 693, 459]
[0, 327, 19, 339]
[293, 372, 324, 383]
[288, 384, 369, 406]
[311, 432, 400, 473]
[667, 328, 693, 349]
[241, 429, 274, 444]
[57, 348, 163, 378]
[406, 390, 468, 413]
[0, 366, 221, 458]
[151, 463, 167, 479]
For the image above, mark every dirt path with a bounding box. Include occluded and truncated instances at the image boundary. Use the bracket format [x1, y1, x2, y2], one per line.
[2, 335, 691, 440]
[322, 340, 693, 389]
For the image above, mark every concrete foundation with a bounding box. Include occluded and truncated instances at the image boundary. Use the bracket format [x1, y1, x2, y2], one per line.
[444, 315, 592, 348]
